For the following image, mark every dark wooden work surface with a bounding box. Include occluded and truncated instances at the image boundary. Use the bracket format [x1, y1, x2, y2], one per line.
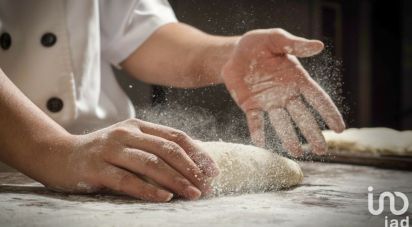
[0, 162, 411, 227]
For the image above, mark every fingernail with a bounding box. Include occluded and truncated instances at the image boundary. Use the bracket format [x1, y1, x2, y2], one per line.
[183, 186, 201, 200]
[157, 190, 173, 202]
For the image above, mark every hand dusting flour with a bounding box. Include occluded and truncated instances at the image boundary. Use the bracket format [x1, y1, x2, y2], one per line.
[197, 141, 303, 196]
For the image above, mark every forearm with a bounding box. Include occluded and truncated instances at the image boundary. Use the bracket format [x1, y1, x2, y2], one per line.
[121, 23, 239, 88]
[0, 69, 72, 178]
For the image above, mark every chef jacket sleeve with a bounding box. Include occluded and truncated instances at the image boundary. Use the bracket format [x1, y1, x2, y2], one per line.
[99, 0, 177, 67]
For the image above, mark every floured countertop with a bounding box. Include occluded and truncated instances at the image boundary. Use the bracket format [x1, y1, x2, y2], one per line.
[0, 162, 411, 227]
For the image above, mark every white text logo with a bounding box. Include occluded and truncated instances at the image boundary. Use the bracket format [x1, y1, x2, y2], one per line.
[368, 186, 409, 215]
[368, 186, 410, 227]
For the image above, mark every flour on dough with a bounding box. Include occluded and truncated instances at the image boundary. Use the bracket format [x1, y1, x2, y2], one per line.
[323, 128, 412, 156]
[197, 141, 303, 196]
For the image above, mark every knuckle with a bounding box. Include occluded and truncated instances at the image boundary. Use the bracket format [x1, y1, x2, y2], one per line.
[142, 153, 163, 170]
[125, 118, 141, 126]
[109, 127, 131, 138]
[161, 141, 183, 155]
[169, 130, 189, 143]
[273, 28, 284, 33]
[272, 28, 287, 36]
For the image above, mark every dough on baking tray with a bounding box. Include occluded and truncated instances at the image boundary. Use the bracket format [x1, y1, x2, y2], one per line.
[197, 141, 303, 196]
[322, 128, 412, 156]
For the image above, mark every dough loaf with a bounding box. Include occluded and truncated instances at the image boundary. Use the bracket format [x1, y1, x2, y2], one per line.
[197, 141, 303, 196]
[323, 127, 412, 156]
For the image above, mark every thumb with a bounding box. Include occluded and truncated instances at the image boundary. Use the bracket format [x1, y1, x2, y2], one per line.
[271, 30, 324, 57]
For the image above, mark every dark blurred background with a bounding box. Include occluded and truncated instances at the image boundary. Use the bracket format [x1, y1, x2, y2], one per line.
[115, 0, 412, 143]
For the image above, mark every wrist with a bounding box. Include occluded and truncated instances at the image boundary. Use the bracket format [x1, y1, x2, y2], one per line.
[6, 127, 75, 183]
[192, 36, 239, 86]
[212, 36, 239, 83]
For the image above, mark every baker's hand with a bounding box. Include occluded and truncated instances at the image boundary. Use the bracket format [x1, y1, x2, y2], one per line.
[222, 28, 345, 156]
[40, 119, 219, 202]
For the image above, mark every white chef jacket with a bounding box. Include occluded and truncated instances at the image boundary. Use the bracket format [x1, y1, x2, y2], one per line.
[0, 0, 177, 134]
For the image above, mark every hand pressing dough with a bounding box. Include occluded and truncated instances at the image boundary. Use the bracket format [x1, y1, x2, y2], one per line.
[323, 128, 412, 156]
[197, 141, 303, 196]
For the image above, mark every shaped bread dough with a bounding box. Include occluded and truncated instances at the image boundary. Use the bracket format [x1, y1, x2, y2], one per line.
[197, 141, 303, 196]
[323, 128, 412, 156]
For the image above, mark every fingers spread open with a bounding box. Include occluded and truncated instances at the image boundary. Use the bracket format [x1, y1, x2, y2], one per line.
[287, 97, 327, 155]
[246, 109, 265, 147]
[107, 148, 202, 200]
[138, 121, 219, 178]
[267, 108, 302, 156]
[300, 77, 346, 133]
[100, 166, 173, 202]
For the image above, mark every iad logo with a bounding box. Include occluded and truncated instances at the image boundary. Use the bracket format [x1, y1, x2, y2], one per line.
[368, 186, 410, 227]
[368, 186, 409, 215]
